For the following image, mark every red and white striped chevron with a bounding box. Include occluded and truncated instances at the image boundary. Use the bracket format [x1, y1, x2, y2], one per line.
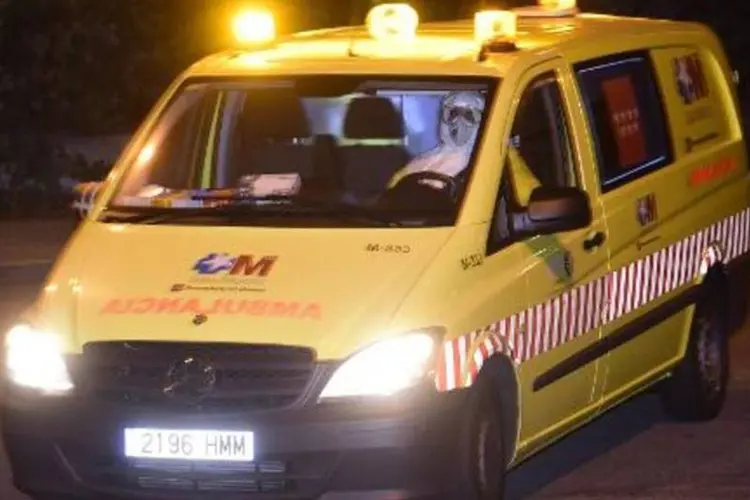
[435, 207, 750, 392]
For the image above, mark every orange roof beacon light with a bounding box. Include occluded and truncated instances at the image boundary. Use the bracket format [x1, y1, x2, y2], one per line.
[475, 9, 519, 61]
[232, 8, 276, 45]
[539, 0, 577, 9]
[515, 0, 579, 17]
[366, 3, 420, 42]
[474, 9, 518, 43]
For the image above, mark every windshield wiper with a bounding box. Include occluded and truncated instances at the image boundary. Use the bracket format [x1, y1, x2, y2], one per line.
[98, 198, 409, 227]
[98, 207, 210, 224]
[184, 191, 407, 227]
[203, 196, 406, 227]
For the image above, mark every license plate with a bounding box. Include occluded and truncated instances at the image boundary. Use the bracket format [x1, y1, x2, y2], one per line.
[124, 428, 254, 462]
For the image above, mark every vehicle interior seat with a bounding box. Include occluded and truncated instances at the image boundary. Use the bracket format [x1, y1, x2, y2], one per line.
[227, 88, 314, 187]
[340, 96, 410, 198]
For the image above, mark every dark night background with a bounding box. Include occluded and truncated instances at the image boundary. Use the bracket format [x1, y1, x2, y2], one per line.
[0, 0, 745, 217]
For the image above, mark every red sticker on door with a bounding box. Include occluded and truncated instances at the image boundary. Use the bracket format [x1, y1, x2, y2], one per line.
[601, 75, 647, 168]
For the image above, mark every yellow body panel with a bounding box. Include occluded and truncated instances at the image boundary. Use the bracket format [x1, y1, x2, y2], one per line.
[503, 56, 611, 454]
[30, 8, 750, 470]
[594, 40, 749, 406]
[39, 222, 455, 360]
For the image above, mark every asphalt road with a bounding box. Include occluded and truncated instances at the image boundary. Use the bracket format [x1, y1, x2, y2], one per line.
[2, 219, 750, 499]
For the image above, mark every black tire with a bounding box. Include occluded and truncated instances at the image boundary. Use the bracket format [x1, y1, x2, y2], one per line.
[454, 377, 507, 500]
[660, 279, 730, 421]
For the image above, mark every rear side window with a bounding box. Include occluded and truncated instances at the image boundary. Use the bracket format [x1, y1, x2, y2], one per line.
[575, 52, 673, 192]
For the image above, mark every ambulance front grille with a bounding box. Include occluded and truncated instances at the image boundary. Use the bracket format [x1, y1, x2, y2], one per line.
[75, 341, 316, 412]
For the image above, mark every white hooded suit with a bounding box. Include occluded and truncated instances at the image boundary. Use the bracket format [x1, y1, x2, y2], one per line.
[391, 90, 486, 186]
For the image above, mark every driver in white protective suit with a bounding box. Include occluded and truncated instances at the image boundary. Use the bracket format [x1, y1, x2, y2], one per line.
[388, 90, 485, 190]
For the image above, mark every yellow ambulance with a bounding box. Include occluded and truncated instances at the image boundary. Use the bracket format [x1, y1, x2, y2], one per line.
[4, 2, 749, 499]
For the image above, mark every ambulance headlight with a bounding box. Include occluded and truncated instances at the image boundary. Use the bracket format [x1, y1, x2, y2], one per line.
[319, 333, 436, 400]
[5, 324, 74, 394]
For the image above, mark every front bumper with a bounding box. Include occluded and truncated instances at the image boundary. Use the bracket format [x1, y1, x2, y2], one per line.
[3, 385, 468, 500]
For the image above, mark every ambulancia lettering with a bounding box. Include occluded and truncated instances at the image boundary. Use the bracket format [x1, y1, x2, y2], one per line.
[100, 298, 322, 321]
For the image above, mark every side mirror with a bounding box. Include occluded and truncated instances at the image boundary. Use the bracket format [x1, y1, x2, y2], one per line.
[512, 186, 592, 237]
[72, 181, 104, 221]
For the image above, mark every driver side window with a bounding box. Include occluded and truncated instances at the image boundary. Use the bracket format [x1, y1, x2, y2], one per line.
[488, 72, 578, 254]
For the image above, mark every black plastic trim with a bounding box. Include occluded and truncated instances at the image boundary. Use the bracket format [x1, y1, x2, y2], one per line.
[533, 285, 700, 392]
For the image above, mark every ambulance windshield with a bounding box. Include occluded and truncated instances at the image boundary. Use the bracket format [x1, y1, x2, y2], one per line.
[104, 75, 497, 227]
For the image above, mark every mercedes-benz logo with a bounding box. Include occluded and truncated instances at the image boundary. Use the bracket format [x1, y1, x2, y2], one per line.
[163, 356, 216, 403]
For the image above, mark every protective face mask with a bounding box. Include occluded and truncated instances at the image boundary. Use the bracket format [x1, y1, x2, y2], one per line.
[439, 91, 484, 149]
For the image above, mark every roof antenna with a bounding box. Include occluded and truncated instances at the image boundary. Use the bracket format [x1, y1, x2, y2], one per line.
[347, 38, 359, 58]
[346, 2, 367, 58]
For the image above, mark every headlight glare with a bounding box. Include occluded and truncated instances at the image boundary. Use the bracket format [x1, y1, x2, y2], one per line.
[319, 333, 435, 400]
[5, 324, 74, 394]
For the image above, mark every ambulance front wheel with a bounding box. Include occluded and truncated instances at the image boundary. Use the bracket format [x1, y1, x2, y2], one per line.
[660, 275, 730, 421]
[456, 376, 508, 500]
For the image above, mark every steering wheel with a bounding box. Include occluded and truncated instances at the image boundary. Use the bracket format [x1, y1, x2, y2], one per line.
[392, 170, 459, 200]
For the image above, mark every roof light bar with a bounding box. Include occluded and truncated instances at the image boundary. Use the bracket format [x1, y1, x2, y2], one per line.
[366, 3, 419, 41]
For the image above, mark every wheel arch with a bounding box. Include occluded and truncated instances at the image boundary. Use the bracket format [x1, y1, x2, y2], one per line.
[475, 353, 521, 468]
[697, 252, 730, 308]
